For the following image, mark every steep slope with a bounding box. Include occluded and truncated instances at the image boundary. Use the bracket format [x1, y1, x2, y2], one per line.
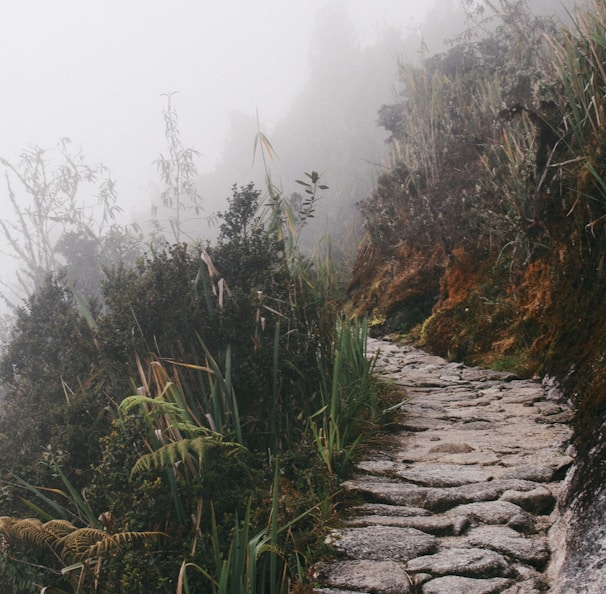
[347, 1, 606, 588]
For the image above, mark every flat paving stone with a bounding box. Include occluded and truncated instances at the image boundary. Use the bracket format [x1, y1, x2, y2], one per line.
[500, 486, 555, 514]
[464, 526, 550, 567]
[428, 442, 475, 453]
[330, 525, 438, 562]
[424, 479, 543, 512]
[406, 547, 509, 578]
[395, 463, 500, 487]
[351, 503, 432, 517]
[422, 576, 513, 594]
[445, 500, 530, 525]
[313, 560, 412, 594]
[345, 514, 468, 536]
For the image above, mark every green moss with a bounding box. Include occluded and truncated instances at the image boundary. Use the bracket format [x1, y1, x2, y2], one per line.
[490, 353, 528, 373]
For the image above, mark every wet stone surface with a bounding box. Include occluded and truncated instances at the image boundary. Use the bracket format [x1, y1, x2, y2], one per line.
[312, 337, 574, 594]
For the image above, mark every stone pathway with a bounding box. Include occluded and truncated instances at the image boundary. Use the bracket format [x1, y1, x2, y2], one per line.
[312, 337, 574, 594]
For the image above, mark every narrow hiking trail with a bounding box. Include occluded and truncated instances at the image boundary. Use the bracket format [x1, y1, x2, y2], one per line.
[312, 337, 575, 594]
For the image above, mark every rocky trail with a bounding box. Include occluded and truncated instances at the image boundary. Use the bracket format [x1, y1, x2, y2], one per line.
[312, 337, 575, 594]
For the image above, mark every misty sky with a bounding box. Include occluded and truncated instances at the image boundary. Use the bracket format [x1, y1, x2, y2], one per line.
[0, 0, 435, 216]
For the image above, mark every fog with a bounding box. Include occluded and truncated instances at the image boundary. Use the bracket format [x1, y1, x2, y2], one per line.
[0, 1, 432, 214]
[0, 0, 583, 304]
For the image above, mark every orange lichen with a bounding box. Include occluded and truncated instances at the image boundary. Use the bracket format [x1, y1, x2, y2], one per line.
[438, 247, 490, 309]
[513, 260, 553, 323]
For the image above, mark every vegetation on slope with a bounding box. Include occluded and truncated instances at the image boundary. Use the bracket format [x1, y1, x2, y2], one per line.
[5, 0, 606, 590]
[0, 143, 387, 590]
[348, 0, 606, 503]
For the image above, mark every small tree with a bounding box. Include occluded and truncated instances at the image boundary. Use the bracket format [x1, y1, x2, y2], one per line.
[153, 92, 204, 243]
[0, 273, 103, 484]
[0, 138, 123, 306]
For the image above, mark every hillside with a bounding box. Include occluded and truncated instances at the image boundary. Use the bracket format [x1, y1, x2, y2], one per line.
[0, 0, 604, 591]
[347, 0, 606, 586]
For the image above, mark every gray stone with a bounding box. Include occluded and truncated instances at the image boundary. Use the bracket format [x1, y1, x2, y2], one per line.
[313, 339, 573, 593]
[507, 512, 537, 533]
[428, 442, 475, 454]
[500, 465, 556, 482]
[344, 477, 536, 512]
[446, 500, 529, 525]
[356, 459, 399, 474]
[406, 402, 450, 416]
[548, 475, 606, 594]
[540, 410, 574, 424]
[500, 486, 555, 514]
[465, 526, 549, 567]
[401, 417, 449, 432]
[498, 392, 544, 405]
[438, 373, 464, 382]
[479, 386, 505, 398]
[406, 547, 509, 577]
[459, 420, 495, 430]
[312, 588, 371, 594]
[343, 478, 430, 507]
[455, 397, 493, 408]
[502, 567, 546, 593]
[313, 560, 412, 594]
[397, 377, 452, 389]
[500, 581, 543, 594]
[331, 525, 438, 562]
[465, 369, 518, 382]
[345, 514, 468, 536]
[453, 515, 470, 535]
[352, 503, 431, 517]
[395, 464, 498, 487]
[425, 479, 542, 512]
[413, 572, 433, 585]
[512, 564, 545, 582]
[422, 576, 513, 594]
[437, 451, 502, 466]
[535, 402, 563, 416]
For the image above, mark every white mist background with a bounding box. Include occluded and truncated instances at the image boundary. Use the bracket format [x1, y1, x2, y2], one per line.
[0, 0, 434, 213]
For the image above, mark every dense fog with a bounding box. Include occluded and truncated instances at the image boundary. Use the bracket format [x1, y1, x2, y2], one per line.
[196, 0, 584, 266]
[0, 0, 585, 307]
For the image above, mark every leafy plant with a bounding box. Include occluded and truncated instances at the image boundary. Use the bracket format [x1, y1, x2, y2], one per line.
[0, 118, 381, 594]
[545, 0, 606, 228]
[1, 453, 163, 594]
[0, 516, 162, 594]
[310, 316, 378, 476]
[0, 274, 106, 487]
[546, 0, 606, 150]
[178, 464, 311, 594]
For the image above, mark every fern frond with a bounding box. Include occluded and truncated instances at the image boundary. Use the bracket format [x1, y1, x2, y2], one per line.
[0, 516, 18, 532]
[44, 519, 77, 539]
[130, 439, 196, 475]
[166, 420, 209, 435]
[120, 394, 183, 417]
[176, 438, 190, 463]
[83, 530, 164, 560]
[130, 442, 172, 475]
[130, 434, 238, 476]
[57, 527, 107, 559]
[0, 517, 54, 548]
[56, 527, 164, 561]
